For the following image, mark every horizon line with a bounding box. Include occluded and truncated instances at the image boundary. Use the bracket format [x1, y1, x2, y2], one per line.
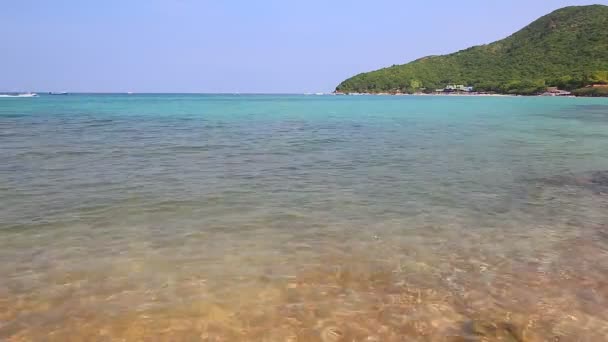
[0, 91, 335, 95]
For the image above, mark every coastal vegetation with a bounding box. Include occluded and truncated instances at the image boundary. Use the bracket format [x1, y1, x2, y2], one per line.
[336, 5, 608, 96]
[571, 85, 608, 97]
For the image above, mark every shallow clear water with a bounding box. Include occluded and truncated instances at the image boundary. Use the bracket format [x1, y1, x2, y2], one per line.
[1, 94, 608, 341]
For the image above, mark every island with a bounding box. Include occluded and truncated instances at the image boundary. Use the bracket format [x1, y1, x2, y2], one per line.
[335, 5, 608, 97]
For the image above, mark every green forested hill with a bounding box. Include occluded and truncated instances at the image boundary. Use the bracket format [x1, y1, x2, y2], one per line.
[336, 5, 608, 94]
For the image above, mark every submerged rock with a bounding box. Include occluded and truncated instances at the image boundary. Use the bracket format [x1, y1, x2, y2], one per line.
[463, 319, 523, 342]
[540, 170, 608, 193]
[589, 171, 608, 187]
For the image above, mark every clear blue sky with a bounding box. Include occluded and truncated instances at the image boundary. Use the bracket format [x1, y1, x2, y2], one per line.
[1, 0, 606, 93]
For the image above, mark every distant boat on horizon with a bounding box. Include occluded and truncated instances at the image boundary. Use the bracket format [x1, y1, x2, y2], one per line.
[49, 92, 68, 95]
[0, 92, 39, 98]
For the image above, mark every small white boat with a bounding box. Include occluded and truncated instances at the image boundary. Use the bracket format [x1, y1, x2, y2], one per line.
[0, 93, 39, 98]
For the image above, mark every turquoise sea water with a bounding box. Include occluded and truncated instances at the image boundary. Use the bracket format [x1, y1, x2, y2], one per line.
[1, 94, 608, 340]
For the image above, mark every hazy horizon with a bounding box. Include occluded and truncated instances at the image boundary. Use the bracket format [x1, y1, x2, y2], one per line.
[2, 0, 607, 93]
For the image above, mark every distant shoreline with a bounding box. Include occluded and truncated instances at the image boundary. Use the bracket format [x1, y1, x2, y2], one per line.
[332, 92, 586, 98]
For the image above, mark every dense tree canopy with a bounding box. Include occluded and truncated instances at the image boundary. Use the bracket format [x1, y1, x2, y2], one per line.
[336, 5, 608, 95]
